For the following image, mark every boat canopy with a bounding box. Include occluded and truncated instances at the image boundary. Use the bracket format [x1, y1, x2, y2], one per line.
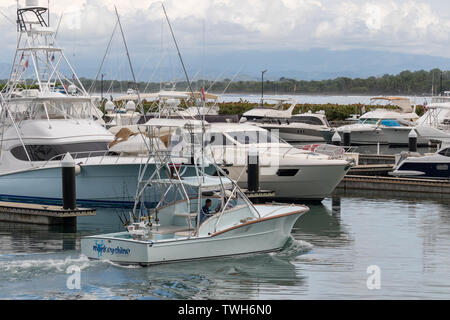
[370, 96, 412, 113]
[114, 91, 218, 102]
[144, 118, 208, 129]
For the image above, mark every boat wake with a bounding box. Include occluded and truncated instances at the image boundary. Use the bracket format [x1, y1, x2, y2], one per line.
[274, 236, 313, 258]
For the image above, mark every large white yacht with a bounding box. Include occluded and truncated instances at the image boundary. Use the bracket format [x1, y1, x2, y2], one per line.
[336, 97, 419, 144]
[0, 1, 180, 207]
[112, 117, 352, 202]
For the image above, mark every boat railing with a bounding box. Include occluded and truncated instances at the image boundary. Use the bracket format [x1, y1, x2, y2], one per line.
[40, 149, 142, 168]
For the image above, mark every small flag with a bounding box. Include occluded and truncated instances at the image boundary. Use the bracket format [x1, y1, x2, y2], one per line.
[20, 52, 24, 62]
[200, 87, 206, 101]
[24, 59, 29, 68]
[51, 54, 55, 62]
[73, 73, 76, 81]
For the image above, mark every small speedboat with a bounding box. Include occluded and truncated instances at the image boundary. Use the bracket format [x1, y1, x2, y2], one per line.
[81, 133, 310, 265]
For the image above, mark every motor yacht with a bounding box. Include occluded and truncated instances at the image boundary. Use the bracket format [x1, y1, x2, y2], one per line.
[336, 97, 420, 145]
[390, 142, 450, 179]
[112, 116, 351, 202]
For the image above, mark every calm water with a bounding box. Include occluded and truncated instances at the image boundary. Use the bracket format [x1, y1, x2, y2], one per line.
[0, 192, 449, 300]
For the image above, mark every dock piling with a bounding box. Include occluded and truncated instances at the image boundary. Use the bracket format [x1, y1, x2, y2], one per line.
[409, 129, 418, 153]
[332, 131, 342, 146]
[247, 149, 260, 192]
[62, 153, 76, 210]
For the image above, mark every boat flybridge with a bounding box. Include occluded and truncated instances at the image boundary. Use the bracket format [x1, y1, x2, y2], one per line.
[110, 114, 351, 201]
[81, 136, 310, 265]
[336, 97, 420, 145]
[105, 90, 220, 129]
[0, 1, 193, 207]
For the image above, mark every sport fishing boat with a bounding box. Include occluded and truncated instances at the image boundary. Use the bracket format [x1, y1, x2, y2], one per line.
[390, 142, 450, 179]
[0, 1, 193, 207]
[81, 140, 310, 265]
[336, 97, 419, 145]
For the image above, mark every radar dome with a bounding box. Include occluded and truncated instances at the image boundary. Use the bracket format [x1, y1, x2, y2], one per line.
[126, 101, 136, 112]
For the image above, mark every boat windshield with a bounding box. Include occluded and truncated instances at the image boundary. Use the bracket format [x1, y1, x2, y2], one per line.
[6, 99, 95, 122]
[291, 116, 325, 126]
[358, 118, 379, 125]
[224, 130, 281, 145]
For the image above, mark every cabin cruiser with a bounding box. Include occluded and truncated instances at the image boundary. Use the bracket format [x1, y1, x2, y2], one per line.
[112, 117, 351, 202]
[336, 97, 419, 144]
[241, 98, 333, 142]
[390, 142, 450, 179]
[382, 101, 450, 145]
[0, 2, 194, 207]
[81, 138, 310, 265]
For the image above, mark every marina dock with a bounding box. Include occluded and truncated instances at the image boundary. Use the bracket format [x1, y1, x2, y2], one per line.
[338, 175, 450, 195]
[0, 201, 96, 225]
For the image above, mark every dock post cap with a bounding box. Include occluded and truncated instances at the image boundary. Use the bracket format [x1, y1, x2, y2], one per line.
[61, 152, 75, 167]
[332, 131, 342, 142]
[343, 126, 351, 133]
[408, 129, 418, 138]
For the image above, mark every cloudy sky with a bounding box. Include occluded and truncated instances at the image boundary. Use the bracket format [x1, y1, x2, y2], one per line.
[1, 0, 450, 80]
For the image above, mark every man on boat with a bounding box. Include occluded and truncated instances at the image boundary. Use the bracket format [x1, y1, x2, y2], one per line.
[200, 199, 213, 224]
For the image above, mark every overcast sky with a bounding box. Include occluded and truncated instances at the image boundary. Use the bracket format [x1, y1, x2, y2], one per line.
[1, 0, 450, 80]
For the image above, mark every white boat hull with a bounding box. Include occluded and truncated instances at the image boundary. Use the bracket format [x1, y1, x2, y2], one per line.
[225, 163, 349, 201]
[81, 205, 306, 265]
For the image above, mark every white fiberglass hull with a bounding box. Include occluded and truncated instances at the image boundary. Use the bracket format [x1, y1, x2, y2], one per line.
[0, 159, 206, 207]
[81, 205, 307, 265]
[382, 125, 448, 145]
[225, 162, 349, 201]
[339, 128, 386, 144]
[0, 162, 147, 207]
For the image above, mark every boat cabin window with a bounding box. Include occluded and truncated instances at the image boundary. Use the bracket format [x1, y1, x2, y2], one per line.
[291, 116, 325, 126]
[7, 100, 95, 122]
[438, 148, 450, 157]
[10, 142, 109, 162]
[226, 131, 280, 145]
[358, 118, 379, 125]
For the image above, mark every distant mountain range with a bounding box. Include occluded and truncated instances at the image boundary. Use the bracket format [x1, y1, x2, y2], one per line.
[1, 48, 450, 81]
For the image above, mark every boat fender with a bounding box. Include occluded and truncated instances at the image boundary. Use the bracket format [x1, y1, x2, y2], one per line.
[75, 164, 82, 176]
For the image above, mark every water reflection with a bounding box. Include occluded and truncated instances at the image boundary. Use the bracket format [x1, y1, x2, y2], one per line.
[293, 203, 349, 248]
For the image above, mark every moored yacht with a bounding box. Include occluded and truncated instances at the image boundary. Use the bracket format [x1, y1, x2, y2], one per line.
[111, 116, 352, 202]
[0, 1, 190, 207]
[390, 143, 450, 179]
[336, 97, 419, 145]
[241, 98, 333, 142]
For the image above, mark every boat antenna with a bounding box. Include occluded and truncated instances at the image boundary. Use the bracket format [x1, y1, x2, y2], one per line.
[114, 5, 145, 118]
[88, 19, 119, 94]
[161, 3, 195, 100]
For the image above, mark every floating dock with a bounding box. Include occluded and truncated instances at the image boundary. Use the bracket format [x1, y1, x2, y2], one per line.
[348, 164, 394, 176]
[0, 201, 96, 225]
[358, 154, 396, 165]
[338, 175, 450, 195]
